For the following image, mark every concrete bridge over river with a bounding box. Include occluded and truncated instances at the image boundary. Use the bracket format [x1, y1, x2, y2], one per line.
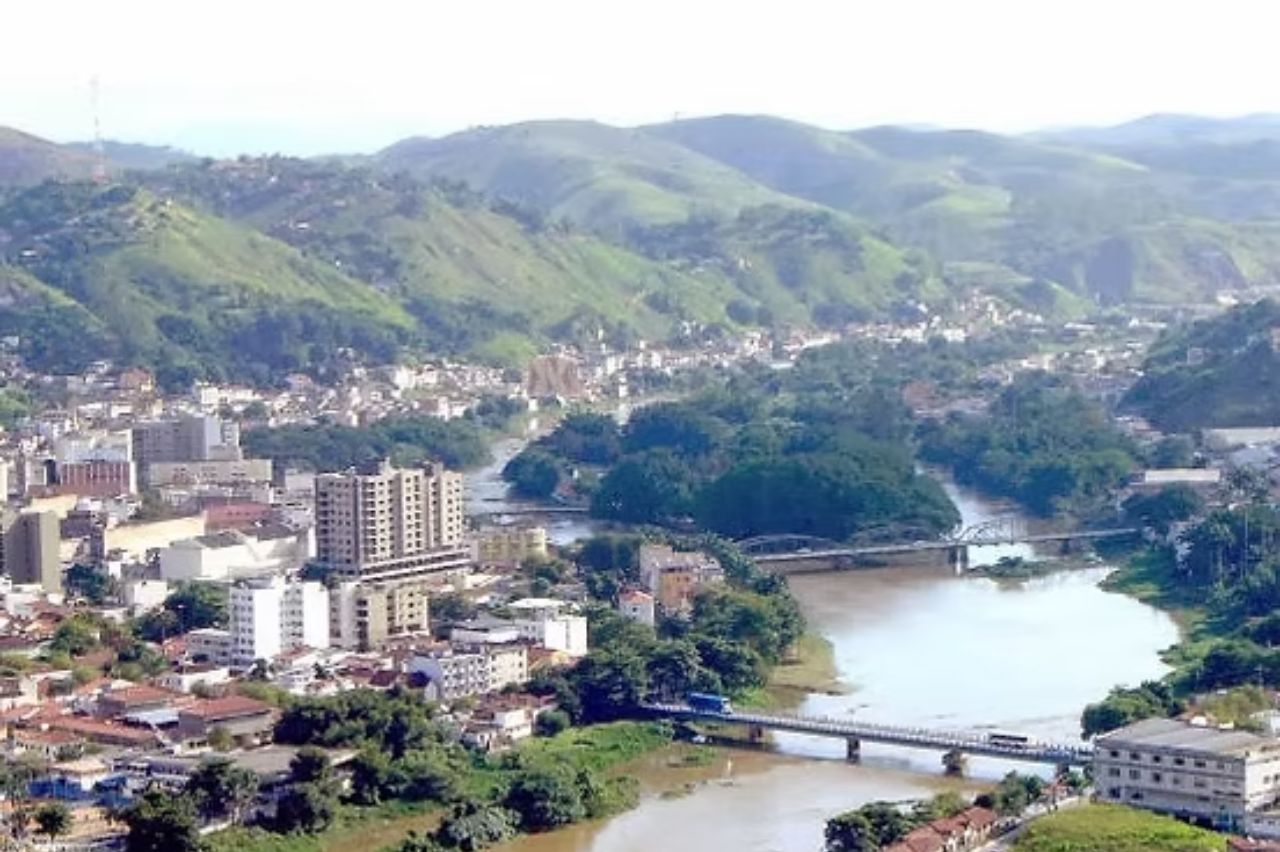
[738, 521, 1139, 572]
[641, 703, 1094, 768]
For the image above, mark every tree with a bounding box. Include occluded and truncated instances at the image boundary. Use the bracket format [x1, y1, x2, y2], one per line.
[274, 782, 337, 834]
[502, 449, 562, 498]
[33, 802, 71, 843]
[65, 563, 112, 604]
[434, 802, 516, 851]
[119, 789, 203, 852]
[591, 450, 697, 524]
[534, 709, 571, 737]
[207, 726, 234, 752]
[570, 649, 649, 722]
[289, 746, 332, 783]
[503, 764, 586, 831]
[186, 758, 259, 824]
[1123, 485, 1203, 535]
[825, 811, 878, 852]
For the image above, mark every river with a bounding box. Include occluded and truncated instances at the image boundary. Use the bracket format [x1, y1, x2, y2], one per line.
[470, 453, 1180, 852]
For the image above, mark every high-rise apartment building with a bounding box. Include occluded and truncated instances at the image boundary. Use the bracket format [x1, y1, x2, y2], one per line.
[316, 459, 468, 649]
[229, 576, 329, 669]
[315, 459, 465, 580]
[0, 510, 60, 593]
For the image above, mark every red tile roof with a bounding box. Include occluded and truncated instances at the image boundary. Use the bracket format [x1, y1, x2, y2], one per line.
[180, 695, 273, 722]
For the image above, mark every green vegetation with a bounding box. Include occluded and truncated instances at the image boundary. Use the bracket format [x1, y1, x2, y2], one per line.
[512, 350, 962, 540]
[1124, 299, 1280, 430]
[919, 372, 1136, 515]
[1084, 497, 1280, 736]
[1012, 804, 1224, 852]
[824, 792, 972, 852]
[242, 414, 493, 472]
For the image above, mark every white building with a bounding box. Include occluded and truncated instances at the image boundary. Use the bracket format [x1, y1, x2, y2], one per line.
[186, 628, 232, 666]
[1095, 717, 1280, 832]
[408, 643, 528, 700]
[508, 598, 588, 657]
[122, 579, 169, 614]
[158, 528, 310, 583]
[229, 576, 330, 669]
[618, 589, 655, 627]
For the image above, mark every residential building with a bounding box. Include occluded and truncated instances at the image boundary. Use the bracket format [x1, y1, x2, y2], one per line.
[146, 458, 273, 488]
[156, 664, 232, 694]
[186, 628, 233, 666]
[408, 648, 491, 701]
[132, 415, 242, 487]
[176, 695, 276, 745]
[314, 458, 465, 577]
[505, 599, 588, 657]
[229, 576, 329, 669]
[618, 589, 655, 627]
[122, 578, 169, 614]
[474, 526, 548, 567]
[0, 510, 61, 593]
[407, 643, 528, 701]
[1094, 717, 1280, 831]
[638, 544, 724, 613]
[316, 459, 468, 648]
[330, 577, 432, 651]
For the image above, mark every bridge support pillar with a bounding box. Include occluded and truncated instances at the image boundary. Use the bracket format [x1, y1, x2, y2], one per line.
[942, 749, 967, 776]
[948, 545, 970, 574]
[845, 737, 861, 763]
[747, 724, 766, 745]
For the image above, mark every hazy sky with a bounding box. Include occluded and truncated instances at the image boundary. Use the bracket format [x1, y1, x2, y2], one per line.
[4, 0, 1278, 156]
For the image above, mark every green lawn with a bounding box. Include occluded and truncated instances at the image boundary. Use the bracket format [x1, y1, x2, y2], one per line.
[1014, 804, 1226, 852]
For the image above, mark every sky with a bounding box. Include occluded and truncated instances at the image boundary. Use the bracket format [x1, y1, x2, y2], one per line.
[4, 0, 1279, 157]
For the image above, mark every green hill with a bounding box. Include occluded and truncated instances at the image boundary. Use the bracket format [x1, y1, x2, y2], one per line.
[0, 127, 98, 186]
[1123, 299, 1280, 430]
[0, 181, 415, 386]
[646, 115, 1280, 306]
[376, 120, 803, 235]
[144, 157, 935, 357]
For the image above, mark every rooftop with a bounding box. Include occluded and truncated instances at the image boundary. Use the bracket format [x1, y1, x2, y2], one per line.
[1098, 717, 1276, 756]
[180, 695, 273, 722]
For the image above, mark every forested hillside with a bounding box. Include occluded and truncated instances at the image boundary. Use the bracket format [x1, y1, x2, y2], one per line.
[1124, 299, 1280, 430]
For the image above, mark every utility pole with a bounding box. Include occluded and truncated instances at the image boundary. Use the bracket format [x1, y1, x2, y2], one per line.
[89, 75, 107, 184]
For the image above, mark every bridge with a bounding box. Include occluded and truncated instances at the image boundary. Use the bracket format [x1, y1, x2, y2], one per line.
[471, 505, 589, 524]
[738, 519, 1138, 571]
[641, 703, 1093, 768]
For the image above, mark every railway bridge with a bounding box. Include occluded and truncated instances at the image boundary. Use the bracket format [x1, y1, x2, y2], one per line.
[737, 520, 1138, 572]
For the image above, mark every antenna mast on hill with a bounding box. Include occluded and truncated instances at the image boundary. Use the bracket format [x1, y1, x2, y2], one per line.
[89, 75, 107, 183]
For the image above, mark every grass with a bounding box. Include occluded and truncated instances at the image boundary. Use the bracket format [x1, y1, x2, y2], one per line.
[207, 800, 442, 852]
[740, 632, 842, 710]
[1013, 804, 1226, 852]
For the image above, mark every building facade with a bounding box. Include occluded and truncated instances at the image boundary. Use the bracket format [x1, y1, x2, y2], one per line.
[0, 510, 61, 592]
[316, 460, 468, 649]
[1095, 718, 1280, 830]
[229, 576, 330, 669]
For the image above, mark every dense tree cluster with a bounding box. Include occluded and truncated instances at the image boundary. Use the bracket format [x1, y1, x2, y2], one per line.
[243, 414, 492, 472]
[1125, 299, 1280, 430]
[507, 366, 961, 540]
[1084, 501, 1280, 736]
[824, 793, 970, 851]
[919, 373, 1136, 516]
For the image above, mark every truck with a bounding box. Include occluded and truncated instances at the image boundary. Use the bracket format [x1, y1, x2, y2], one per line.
[687, 692, 733, 714]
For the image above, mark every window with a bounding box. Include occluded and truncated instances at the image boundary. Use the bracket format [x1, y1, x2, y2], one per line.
[1152, 772, 1162, 782]
[1152, 755, 1162, 764]
[1129, 769, 1140, 780]
[1108, 768, 1120, 777]
[1130, 752, 1141, 761]
[1174, 757, 1185, 766]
